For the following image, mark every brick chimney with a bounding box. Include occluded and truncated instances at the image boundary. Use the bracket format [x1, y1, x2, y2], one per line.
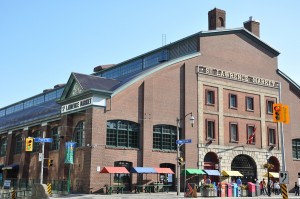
[244, 16, 260, 37]
[208, 8, 226, 30]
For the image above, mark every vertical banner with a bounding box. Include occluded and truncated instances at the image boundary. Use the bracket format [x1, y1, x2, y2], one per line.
[65, 142, 76, 164]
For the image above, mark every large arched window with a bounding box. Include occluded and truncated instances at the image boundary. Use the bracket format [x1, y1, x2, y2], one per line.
[15, 134, 22, 154]
[0, 136, 7, 157]
[292, 139, 300, 159]
[106, 120, 139, 148]
[50, 127, 60, 150]
[74, 121, 85, 147]
[153, 125, 177, 151]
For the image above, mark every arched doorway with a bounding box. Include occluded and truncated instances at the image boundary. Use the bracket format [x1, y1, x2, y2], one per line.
[204, 152, 219, 183]
[231, 155, 257, 183]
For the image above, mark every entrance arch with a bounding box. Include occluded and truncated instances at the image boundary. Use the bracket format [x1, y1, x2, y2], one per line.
[231, 154, 257, 183]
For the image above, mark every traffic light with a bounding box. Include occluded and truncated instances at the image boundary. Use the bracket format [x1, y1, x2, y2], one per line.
[178, 157, 185, 166]
[25, 138, 33, 151]
[273, 103, 283, 122]
[48, 159, 54, 167]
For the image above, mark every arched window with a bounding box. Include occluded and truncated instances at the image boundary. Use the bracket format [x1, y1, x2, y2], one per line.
[15, 134, 22, 154]
[33, 130, 41, 152]
[106, 120, 139, 148]
[0, 136, 7, 157]
[153, 125, 177, 151]
[74, 121, 85, 147]
[292, 139, 300, 159]
[50, 127, 60, 150]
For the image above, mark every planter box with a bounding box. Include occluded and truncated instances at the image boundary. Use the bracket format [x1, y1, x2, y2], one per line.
[241, 190, 248, 197]
[202, 188, 214, 197]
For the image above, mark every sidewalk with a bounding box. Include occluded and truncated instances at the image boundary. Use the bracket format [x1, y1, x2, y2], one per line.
[50, 191, 300, 199]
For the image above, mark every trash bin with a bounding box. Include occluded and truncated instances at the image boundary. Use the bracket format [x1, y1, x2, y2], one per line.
[247, 182, 256, 197]
[232, 183, 238, 197]
[226, 183, 232, 197]
[221, 182, 226, 197]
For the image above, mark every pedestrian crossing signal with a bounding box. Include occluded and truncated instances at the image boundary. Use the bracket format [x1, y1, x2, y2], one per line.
[178, 157, 185, 166]
[25, 138, 33, 151]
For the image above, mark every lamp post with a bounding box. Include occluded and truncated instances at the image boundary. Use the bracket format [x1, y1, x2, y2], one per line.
[265, 153, 271, 196]
[176, 112, 195, 195]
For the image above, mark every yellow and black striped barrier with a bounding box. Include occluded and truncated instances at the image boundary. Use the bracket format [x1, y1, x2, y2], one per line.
[281, 184, 288, 199]
[11, 190, 16, 199]
[47, 183, 52, 195]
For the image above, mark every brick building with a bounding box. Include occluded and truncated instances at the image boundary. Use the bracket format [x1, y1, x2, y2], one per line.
[0, 8, 299, 193]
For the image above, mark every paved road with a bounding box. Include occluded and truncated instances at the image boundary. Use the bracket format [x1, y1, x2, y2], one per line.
[50, 192, 299, 199]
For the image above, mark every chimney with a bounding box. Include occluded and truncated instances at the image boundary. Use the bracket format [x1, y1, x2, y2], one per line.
[208, 8, 226, 30]
[244, 16, 260, 37]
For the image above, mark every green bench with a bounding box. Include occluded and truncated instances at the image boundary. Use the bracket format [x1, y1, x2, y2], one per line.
[105, 185, 125, 194]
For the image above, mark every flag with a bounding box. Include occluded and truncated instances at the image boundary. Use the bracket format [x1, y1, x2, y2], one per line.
[248, 127, 256, 144]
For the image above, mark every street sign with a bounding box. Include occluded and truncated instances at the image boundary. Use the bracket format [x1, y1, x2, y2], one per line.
[34, 138, 53, 143]
[279, 171, 289, 184]
[38, 153, 44, 162]
[176, 139, 192, 144]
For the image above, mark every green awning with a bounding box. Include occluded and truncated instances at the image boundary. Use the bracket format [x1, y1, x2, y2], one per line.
[183, 169, 206, 175]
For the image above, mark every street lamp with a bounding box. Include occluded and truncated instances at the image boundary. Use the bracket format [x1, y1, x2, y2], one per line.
[176, 112, 195, 195]
[265, 153, 271, 196]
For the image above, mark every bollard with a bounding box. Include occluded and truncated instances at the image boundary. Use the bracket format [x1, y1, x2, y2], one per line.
[47, 183, 52, 195]
[11, 190, 16, 199]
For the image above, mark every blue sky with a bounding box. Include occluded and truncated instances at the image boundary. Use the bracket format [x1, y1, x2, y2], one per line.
[1, 1, 299, 108]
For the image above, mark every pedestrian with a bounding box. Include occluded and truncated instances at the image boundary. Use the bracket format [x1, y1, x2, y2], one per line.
[205, 176, 211, 184]
[295, 182, 299, 196]
[236, 177, 242, 186]
[260, 181, 264, 195]
[274, 181, 280, 195]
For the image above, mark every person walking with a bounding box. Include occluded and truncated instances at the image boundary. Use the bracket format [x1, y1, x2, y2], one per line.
[295, 182, 299, 196]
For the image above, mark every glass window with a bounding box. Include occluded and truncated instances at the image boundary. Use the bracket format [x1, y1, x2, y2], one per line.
[74, 121, 85, 147]
[34, 95, 44, 105]
[33, 130, 41, 152]
[56, 88, 64, 98]
[153, 125, 177, 151]
[247, 125, 255, 144]
[292, 139, 300, 159]
[267, 100, 274, 114]
[50, 127, 60, 150]
[230, 123, 238, 142]
[0, 109, 5, 117]
[107, 120, 139, 148]
[229, 94, 237, 108]
[6, 106, 14, 115]
[268, 128, 276, 145]
[24, 99, 34, 109]
[45, 91, 57, 102]
[206, 120, 215, 139]
[206, 90, 215, 105]
[246, 97, 254, 111]
[15, 134, 22, 154]
[0, 137, 7, 157]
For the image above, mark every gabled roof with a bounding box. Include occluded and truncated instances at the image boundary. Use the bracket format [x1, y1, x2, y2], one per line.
[73, 73, 120, 91]
[59, 72, 120, 101]
[199, 28, 280, 56]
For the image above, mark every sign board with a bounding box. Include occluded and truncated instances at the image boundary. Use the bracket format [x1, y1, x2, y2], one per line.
[279, 171, 289, 184]
[176, 139, 192, 145]
[3, 180, 11, 189]
[34, 138, 53, 143]
[38, 153, 44, 162]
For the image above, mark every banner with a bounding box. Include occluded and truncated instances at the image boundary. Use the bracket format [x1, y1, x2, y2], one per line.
[65, 142, 76, 164]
